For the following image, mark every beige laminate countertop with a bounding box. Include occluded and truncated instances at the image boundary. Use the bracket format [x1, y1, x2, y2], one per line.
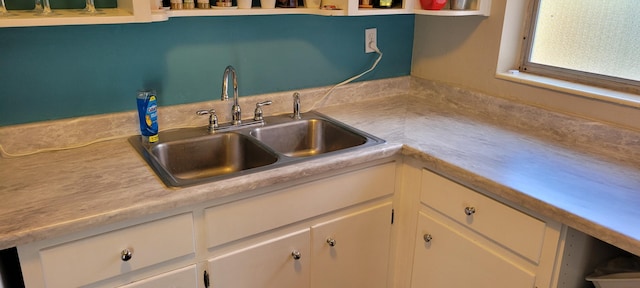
[1, 80, 640, 257]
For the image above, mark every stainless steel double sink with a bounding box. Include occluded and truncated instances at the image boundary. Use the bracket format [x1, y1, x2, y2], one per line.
[129, 111, 385, 187]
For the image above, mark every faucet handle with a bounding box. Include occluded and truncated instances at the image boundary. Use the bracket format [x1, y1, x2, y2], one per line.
[196, 109, 219, 132]
[253, 100, 272, 121]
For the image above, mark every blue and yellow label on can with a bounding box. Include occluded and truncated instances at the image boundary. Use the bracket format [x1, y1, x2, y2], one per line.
[137, 90, 159, 143]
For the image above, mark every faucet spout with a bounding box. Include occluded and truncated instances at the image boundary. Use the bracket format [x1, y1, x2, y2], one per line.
[221, 65, 241, 125]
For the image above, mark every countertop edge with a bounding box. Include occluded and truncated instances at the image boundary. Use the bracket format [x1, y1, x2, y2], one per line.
[0, 142, 404, 250]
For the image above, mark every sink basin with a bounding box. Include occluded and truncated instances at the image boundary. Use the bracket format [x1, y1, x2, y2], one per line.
[129, 111, 385, 187]
[152, 133, 277, 179]
[250, 119, 367, 157]
[130, 132, 278, 187]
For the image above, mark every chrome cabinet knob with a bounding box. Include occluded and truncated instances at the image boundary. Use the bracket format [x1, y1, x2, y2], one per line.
[326, 238, 336, 247]
[423, 234, 433, 243]
[464, 206, 476, 216]
[291, 250, 301, 260]
[121, 248, 133, 261]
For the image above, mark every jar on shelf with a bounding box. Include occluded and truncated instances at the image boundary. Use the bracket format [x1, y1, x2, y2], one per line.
[197, 0, 210, 8]
[183, 0, 195, 8]
[170, 0, 183, 9]
[450, 0, 471, 10]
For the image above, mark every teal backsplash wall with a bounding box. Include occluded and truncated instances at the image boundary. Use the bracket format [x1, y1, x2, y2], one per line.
[0, 15, 414, 126]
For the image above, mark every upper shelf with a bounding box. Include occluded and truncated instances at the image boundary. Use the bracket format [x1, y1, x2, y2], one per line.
[0, 0, 490, 28]
[414, 0, 491, 16]
[164, 7, 346, 17]
[0, 9, 135, 28]
[0, 0, 150, 28]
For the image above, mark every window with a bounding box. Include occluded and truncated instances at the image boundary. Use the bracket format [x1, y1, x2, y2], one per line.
[521, 0, 640, 94]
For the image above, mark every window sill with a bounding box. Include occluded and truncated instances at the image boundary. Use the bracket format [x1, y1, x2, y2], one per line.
[496, 71, 640, 109]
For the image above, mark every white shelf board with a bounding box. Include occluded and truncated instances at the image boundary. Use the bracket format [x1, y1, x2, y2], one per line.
[0, 8, 136, 28]
[165, 7, 345, 17]
[414, 9, 487, 16]
[352, 7, 412, 15]
[151, 10, 169, 22]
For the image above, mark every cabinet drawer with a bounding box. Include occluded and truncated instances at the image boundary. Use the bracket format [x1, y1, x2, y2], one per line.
[39, 213, 195, 288]
[421, 169, 546, 263]
[204, 162, 395, 248]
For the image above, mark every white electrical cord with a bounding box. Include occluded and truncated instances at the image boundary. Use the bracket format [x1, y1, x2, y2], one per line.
[0, 135, 127, 158]
[0, 122, 207, 158]
[1, 43, 384, 159]
[310, 41, 383, 109]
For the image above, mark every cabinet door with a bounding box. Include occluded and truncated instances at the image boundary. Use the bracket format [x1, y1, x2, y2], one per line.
[117, 265, 198, 288]
[310, 202, 393, 288]
[208, 229, 310, 288]
[411, 212, 536, 288]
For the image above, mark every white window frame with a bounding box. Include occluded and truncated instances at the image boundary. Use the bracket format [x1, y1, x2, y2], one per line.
[519, 0, 640, 95]
[495, 0, 640, 109]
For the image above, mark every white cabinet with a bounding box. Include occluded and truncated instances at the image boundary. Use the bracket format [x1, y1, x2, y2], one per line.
[16, 160, 397, 288]
[420, 169, 548, 263]
[310, 202, 392, 288]
[410, 169, 564, 288]
[208, 229, 311, 288]
[207, 202, 393, 288]
[203, 162, 396, 249]
[412, 212, 536, 287]
[18, 213, 196, 288]
[203, 162, 396, 287]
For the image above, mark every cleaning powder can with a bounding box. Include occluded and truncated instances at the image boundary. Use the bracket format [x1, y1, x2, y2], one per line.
[137, 89, 159, 143]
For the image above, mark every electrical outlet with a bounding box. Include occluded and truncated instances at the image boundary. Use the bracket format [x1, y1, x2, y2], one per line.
[365, 28, 377, 53]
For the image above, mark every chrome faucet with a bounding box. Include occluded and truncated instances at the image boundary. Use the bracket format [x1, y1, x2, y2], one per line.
[197, 66, 270, 133]
[221, 65, 241, 125]
[292, 92, 302, 119]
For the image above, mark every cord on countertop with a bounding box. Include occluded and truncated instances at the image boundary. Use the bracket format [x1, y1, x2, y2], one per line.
[1, 44, 383, 159]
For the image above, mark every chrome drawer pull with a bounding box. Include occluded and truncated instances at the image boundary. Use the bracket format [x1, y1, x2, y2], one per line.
[121, 248, 133, 261]
[326, 238, 336, 247]
[464, 206, 476, 216]
[291, 250, 301, 260]
[423, 234, 433, 243]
